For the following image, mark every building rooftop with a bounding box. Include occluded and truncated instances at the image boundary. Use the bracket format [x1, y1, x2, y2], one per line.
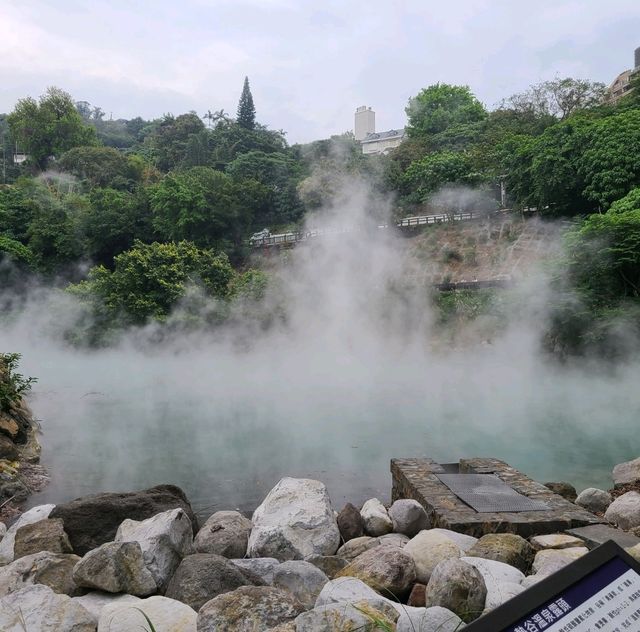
[361, 128, 406, 143]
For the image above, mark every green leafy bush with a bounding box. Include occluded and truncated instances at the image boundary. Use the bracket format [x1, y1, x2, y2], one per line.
[0, 353, 37, 413]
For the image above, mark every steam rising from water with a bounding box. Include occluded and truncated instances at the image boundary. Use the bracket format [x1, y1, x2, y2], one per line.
[1, 181, 638, 517]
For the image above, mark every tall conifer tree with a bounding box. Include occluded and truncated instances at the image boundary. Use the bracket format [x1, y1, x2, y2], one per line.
[236, 77, 256, 130]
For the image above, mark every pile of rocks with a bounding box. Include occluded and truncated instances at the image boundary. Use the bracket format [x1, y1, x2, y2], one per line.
[1, 456, 640, 631]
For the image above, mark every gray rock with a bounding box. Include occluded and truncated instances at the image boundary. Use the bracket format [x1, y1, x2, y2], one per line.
[0, 503, 55, 564]
[404, 530, 462, 584]
[305, 555, 349, 578]
[336, 503, 364, 542]
[396, 606, 465, 632]
[467, 533, 534, 574]
[14, 518, 73, 559]
[461, 556, 525, 585]
[72, 592, 141, 625]
[293, 600, 398, 631]
[425, 558, 486, 623]
[521, 574, 546, 588]
[336, 535, 380, 560]
[0, 551, 81, 597]
[532, 547, 589, 576]
[0, 521, 6, 541]
[484, 581, 524, 612]
[231, 557, 280, 584]
[430, 528, 478, 553]
[273, 560, 329, 609]
[0, 584, 94, 631]
[530, 533, 586, 550]
[613, 457, 640, 486]
[544, 481, 577, 501]
[575, 488, 612, 514]
[337, 544, 416, 596]
[378, 532, 410, 548]
[193, 510, 252, 558]
[165, 553, 258, 610]
[605, 492, 640, 530]
[247, 477, 340, 561]
[196, 586, 305, 631]
[360, 498, 393, 536]
[72, 541, 157, 596]
[98, 595, 196, 631]
[116, 507, 193, 591]
[388, 499, 429, 537]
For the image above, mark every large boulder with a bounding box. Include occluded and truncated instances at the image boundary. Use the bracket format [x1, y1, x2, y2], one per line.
[467, 533, 534, 573]
[165, 553, 258, 610]
[529, 534, 586, 551]
[575, 488, 612, 514]
[230, 557, 280, 584]
[613, 457, 640, 487]
[50, 484, 196, 555]
[462, 556, 525, 613]
[0, 584, 94, 632]
[115, 507, 193, 591]
[293, 600, 398, 631]
[0, 551, 81, 597]
[196, 586, 305, 631]
[360, 498, 393, 536]
[604, 491, 640, 530]
[315, 576, 383, 608]
[72, 592, 141, 625]
[430, 528, 478, 553]
[425, 558, 487, 623]
[98, 595, 196, 632]
[404, 530, 462, 584]
[544, 481, 577, 501]
[72, 541, 157, 596]
[336, 503, 364, 542]
[388, 499, 429, 537]
[396, 606, 465, 632]
[336, 545, 416, 597]
[0, 503, 55, 563]
[193, 510, 251, 557]
[14, 518, 73, 559]
[273, 560, 329, 609]
[532, 547, 589, 576]
[247, 477, 340, 561]
[484, 581, 524, 612]
[305, 554, 349, 579]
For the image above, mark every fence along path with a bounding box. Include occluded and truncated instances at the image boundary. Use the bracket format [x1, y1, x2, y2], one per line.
[249, 210, 483, 248]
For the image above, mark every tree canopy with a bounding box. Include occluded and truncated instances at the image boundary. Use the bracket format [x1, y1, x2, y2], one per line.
[237, 77, 256, 130]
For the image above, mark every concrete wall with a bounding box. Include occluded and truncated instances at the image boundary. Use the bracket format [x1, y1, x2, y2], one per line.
[354, 106, 375, 141]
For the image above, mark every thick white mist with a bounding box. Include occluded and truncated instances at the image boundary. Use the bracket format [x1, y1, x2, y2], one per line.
[1, 181, 638, 517]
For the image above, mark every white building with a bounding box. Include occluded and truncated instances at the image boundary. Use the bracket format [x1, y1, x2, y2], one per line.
[354, 105, 405, 155]
[606, 46, 640, 103]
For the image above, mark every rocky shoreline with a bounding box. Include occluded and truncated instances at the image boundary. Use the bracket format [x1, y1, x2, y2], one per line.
[0, 457, 639, 631]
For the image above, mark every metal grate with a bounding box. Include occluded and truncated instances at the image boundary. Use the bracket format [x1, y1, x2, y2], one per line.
[437, 473, 550, 513]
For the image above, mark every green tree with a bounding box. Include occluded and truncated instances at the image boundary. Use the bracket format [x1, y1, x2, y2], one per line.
[7, 87, 97, 169]
[145, 112, 207, 171]
[406, 84, 486, 139]
[58, 146, 143, 189]
[74, 240, 234, 324]
[236, 77, 256, 130]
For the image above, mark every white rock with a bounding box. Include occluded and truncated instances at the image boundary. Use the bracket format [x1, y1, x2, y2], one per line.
[360, 498, 393, 536]
[605, 492, 640, 531]
[273, 560, 329, 609]
[396, 606, 465, 632]
[430, 528, 478, 553]
[294, 600, 397, 631]
[484, 581, 524, 612]
[0, 584, 94, 631]
[404, 530, 462, 584]
[231, 557, 281, 584]
[532, 547, 589, 576]
[575, 488, 612, 514]
[530, 534, 586, 550]
[521, 574, 546, 588]
[98, 595, 197, 631]
[116, 507, 193, 590]
[73, 592, 141, 624]
[461, 556, 525, 585]
[0, 504, 55, 564]
[247, 477, 340, 561]
[388, 499, 429, 537]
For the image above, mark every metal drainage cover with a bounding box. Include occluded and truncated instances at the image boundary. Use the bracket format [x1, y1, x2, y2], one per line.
[436, 473, 550, 513]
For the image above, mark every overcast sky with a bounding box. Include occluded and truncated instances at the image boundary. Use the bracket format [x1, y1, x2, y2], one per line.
[1, 1, 639, 143]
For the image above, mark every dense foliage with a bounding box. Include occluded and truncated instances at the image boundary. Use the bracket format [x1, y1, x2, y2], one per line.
[0, 353, 37, 413]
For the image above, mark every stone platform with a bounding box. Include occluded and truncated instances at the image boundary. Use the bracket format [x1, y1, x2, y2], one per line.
[391, 457, 601, 538]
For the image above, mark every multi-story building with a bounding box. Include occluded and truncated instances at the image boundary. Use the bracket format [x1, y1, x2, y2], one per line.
[606, 47, 640, 103]
[354, 106, 405, 155]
